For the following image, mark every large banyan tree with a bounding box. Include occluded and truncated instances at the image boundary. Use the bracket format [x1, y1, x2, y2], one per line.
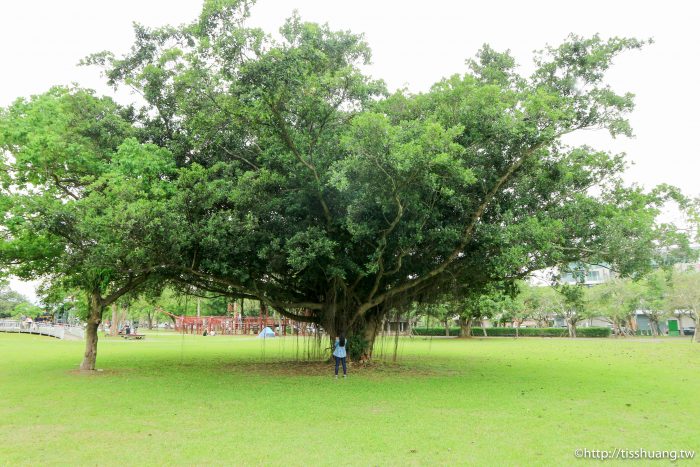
[2, 0, 682, 363]
[85, 1, 671, 355]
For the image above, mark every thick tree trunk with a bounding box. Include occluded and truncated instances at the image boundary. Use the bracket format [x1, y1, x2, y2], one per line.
[567, 320, 577, 338]
[649, 319, 659, 337]
[324, 305, 385, 362]
[362, 313, 381, 358]
[80, 290, 104, 371]
[481, 319, 488, 337]
[109, 303, 118, 336]
[459, 316, 473, 338]
[119, 305, 128, 331]
[612, 320, 620, 337]
[444, 319, 450, 337]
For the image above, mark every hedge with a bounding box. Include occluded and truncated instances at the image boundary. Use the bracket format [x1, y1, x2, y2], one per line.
[413, 326, 611, 337]
[413, 327, 461, 336]
[573, 327, 611, 337]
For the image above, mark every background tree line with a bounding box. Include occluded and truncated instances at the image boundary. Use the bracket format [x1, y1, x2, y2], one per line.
[416, 267, 700, 341]
[0, 281, 41, 319]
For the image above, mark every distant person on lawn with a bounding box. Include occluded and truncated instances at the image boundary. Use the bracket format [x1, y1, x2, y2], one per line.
[333, 335, 347, 379]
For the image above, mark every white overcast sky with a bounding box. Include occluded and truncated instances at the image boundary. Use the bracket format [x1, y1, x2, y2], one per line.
[1, 0, 698, 302]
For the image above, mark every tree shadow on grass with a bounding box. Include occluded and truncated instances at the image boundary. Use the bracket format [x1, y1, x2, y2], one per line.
[213, 359, 455, 378]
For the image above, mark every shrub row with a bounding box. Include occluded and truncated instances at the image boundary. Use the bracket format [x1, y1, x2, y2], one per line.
[572, 327, 612, 337]
[413, 326, 611, 337]
[413, 327, 461, 336]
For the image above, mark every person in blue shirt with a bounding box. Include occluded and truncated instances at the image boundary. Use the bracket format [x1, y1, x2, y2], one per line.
[333, 335, 348, 378]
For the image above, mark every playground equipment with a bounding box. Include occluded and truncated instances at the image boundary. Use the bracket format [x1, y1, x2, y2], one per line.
[156, 306, 316, 336]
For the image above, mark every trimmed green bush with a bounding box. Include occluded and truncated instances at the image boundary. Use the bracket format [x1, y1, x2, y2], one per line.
[413, 327, 611, 337]
[413, 327, 461, 336]
[475, 327, 566, 337]
[577, 327, 612, 337]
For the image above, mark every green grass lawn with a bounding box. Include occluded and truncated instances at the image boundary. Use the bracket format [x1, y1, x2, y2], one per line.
[1, 332, 698, 465]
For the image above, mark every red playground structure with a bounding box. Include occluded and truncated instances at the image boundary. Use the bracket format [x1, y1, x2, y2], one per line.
[156, 305, 315, 336]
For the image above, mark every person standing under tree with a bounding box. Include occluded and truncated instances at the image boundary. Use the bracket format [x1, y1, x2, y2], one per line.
[333, 335, 348, 379]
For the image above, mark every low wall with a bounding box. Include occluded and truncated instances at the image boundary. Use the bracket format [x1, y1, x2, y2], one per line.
[0, 320, 85, 340]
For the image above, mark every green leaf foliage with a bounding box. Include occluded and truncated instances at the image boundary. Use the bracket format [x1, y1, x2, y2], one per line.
[1, 3, 690, 355]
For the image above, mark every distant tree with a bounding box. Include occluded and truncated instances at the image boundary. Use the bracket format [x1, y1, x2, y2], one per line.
[517, 283, 558, 328]
[555, 284, 587, 338]
[125, 297, 155, 330]
[11, 302, 43, 320]
[503, 293, 528, 337]
[422, 302, 456, 337]
[479, 294, 510, 336]
[127, 288, 233, 329]
[666, 270, 700, 342]
[0, 281, 30, 318]
[636, 270, 669, 337]
[587, 278, 639, 336]
[453, 287, 512, 337]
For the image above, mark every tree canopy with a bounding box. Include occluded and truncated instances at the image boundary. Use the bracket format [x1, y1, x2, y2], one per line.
[1, 1, 692, 365]
[0, 87, 175, 368]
